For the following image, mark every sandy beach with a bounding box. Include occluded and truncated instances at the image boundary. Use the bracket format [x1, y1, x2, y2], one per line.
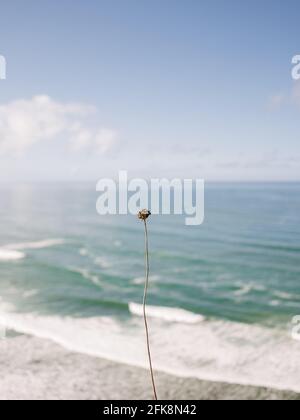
[0, 333, 299, 401]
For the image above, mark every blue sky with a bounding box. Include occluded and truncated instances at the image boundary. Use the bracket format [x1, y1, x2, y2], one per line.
[0, 0, 300, 181]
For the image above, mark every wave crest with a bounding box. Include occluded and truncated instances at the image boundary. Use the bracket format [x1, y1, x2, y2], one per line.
[4, 239, 64, 250]
[129, 302, 205, 324]
[0, 250, 25, 261]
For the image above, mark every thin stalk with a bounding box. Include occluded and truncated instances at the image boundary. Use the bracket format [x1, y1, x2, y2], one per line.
[142, 219, 158, 400]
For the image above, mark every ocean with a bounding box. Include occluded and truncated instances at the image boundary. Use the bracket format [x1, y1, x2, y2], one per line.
[0, 182, 300, 392]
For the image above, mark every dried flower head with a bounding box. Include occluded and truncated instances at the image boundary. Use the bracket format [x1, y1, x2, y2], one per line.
[138, 209, 151, 221]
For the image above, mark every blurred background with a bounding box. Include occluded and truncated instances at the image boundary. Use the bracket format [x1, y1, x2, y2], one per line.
[0, 0, 300, 395]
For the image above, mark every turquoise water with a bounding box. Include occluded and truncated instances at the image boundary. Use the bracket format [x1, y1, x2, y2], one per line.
[1, 182, 299, 325]
[0, 183, 300, 390]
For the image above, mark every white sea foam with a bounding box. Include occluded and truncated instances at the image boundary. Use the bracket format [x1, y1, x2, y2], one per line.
[1, 308, 300, 393]
[93, 256, 111, 269]
[269, 300, 280, 307]
[0, 298, 16, 312]
[131, 275, 160, 285]
[131, 277, 144, 285]
[4, 239, 64, 251]
[234, 284, 253, 297]
[0, 239, 64, 262]
[0, 249, 25, 261]
[273, 291, 298, 300]
[79, 248, 88, 256]
[129, 302, 205, 324]
[22, 289, 38, 299]
[69, 267, 102, 287]
[234, 283, 266, 297]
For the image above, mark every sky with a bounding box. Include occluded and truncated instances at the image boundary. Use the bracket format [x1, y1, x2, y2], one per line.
[0, 0, 300, 182]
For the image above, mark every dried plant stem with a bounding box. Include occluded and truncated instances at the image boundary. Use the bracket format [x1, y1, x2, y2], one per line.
[142, 219, 158, 400]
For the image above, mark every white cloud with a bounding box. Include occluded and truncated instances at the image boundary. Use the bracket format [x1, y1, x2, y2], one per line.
[0, 95, 117, 155]
[94, 128, 118, 154]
